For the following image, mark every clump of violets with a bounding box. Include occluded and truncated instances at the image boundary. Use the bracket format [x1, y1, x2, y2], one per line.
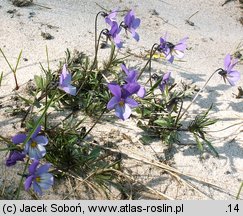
[103, 9, 122, 48]
[159, 72, 171, 92]
[123, 9, 141, 41]
[102, 8, 140, 48]
[158, 33, 188, 63]
[218, 54, 240, 86]
[121, 64, 146, 98]
[107, 83, 139, 120]
[25, 160, 54, 196]
[59, 64, 77, 96]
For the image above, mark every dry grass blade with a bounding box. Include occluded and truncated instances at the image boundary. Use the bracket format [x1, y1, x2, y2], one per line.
[60, 167, 173, 200]
[112, 169, 174, 200]
[89, 142, 237, 198]
[57, 169, 99, 200]
[166, 170, 213, 199]
[122, 146, 238, 197]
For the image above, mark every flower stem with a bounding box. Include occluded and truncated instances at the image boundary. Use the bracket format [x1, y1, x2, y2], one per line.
[49, 110, 77, 131]
[0, 135, 12, 145]
[94, 11, 104, 55]
[177, 69, 220, 121]
[92, 10, 106, 71]
[90, 29, 108, 71]
[174, 98, 183, 127]
[16, 91, 57, 199]
[45, 46, 50, 130]
[138, 43, 159, 80]
[0, 146, 19, 151]
[16, 158, 30, 199]
[82, 108, 106, 140]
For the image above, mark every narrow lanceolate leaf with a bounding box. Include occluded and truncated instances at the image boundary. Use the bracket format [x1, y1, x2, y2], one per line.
[204, 139, 219, 157]
[149, 76, 163, 93]
[154, 119, 169, 127]
[34, 75, 44, 89]
[0, 72, 3, 86]
[139, 135, 154, 145]
[194, 134, 203, 152]
[23, 91, 56, 147]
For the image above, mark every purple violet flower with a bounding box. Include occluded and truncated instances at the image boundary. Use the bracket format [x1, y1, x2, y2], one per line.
[218, 54, 240, 86]
[24, 160, 54, 196]
[107, 83, 139, 120]
[105, 9, 118, 26]
[23, 126, 48, 160]
[6, 151, 25, 167]
[121, 64, 146, 98]
[107, 21, 123, 48]
[59, 64, 77, 96]
[5, 134, 27, 166]
[123, 9, 141, 41]
[158, 33, 188, 63]
[159, 72, 171, 92]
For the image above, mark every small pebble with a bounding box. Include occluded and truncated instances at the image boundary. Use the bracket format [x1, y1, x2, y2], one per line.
[41, 32, 54, 40]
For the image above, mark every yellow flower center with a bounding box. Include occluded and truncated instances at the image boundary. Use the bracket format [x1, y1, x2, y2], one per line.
[119, 101, 125, 106]
[36, 176, 41, 183]
[31, 141, 37, 148]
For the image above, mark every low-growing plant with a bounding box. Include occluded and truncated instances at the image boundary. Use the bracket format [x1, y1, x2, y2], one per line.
[0, 7, 241, 199]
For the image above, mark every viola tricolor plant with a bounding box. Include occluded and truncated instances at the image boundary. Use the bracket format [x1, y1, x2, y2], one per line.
[0, 7, 242, 199]
[4, 124, 54, 197]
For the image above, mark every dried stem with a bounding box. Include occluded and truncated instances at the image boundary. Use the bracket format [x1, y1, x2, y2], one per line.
[177, 69, 220, 121]
[138, 43, 159, 80]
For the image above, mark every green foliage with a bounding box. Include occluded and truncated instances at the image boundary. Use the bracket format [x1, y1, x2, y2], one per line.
[0, 8, 233, 200]
[0, 48, 22, 90]
[32, 49, 112, 115]
[188, 105, 218, 156]
[137, 75, 218, 155]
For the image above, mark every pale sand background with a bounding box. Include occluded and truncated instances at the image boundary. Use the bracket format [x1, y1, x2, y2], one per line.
[0, 0, 242, 199]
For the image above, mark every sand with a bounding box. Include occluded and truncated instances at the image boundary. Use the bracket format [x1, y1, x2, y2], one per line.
[0, 0, 242, 199]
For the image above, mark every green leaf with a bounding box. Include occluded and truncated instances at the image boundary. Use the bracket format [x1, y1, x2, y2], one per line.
[149, 76, 163, 93]
[95, 174, 112, 181]
[194, 134, 203, 152]
[17, 94, 33, 106]
[204, 139, 219, 157]
[0, 72, 3, 86]
[89, 147, 101, 160]
[34, 75, 44, 89]
[139, 135, 153, 145]
[154, 119, 168, 127]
